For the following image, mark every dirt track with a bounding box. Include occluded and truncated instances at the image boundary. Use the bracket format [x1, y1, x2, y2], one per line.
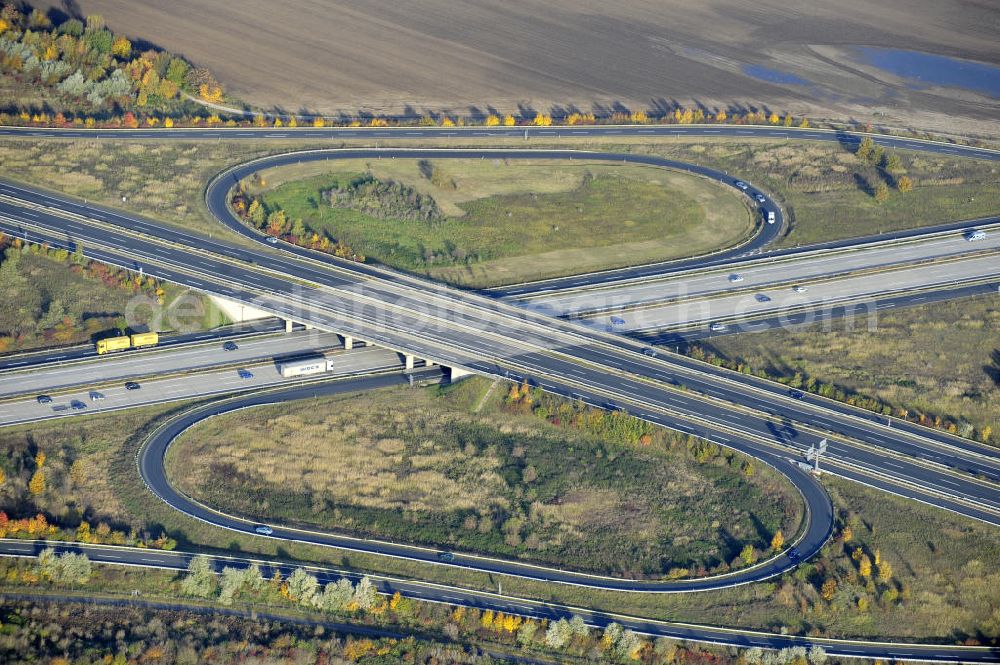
[33, 0, 1000, 134]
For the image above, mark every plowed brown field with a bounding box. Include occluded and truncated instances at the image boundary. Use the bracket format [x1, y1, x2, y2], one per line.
[33, 0, 1000, 133]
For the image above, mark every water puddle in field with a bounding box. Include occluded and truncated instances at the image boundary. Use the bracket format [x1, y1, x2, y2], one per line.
[742, 64, 811, 86]
[857, 47, 1000, 98]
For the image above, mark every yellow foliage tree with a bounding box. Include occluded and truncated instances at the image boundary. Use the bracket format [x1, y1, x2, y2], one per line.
[877, 560, 893, 583]
[164, 117, 174, 128]
[485, 114, 500, 126]
[441, 117, 455, 127]
[715, 109, 727, 122]
[631, 111, 648, 123]
[783, 114, 793, 127]
[532, 113, 552, 126]
[273, 117, 283, 127]
[859, 555, 872, 578]
[29, 469, 46, 495]
[389, 590, 401, 610]
[896, 175, 913, 192]
[288, 116, 298, 128]
[312, 117, 325, 127]
[503, 114, 516, 126]
[768, 112, 780, 124]
[0, 467, 5, 485]
[771, 530, 784, 552]
[35, 451, 46, 468]
[481, 610, 494, 628]
[112, 36, 131, 59]
[821, 578, 836, 601]
[842, 525, 853, 542]
[0, 19, 9, 34]
[799, 118, 810, 128]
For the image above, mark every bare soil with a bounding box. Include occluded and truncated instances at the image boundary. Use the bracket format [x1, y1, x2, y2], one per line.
[31, 1, 1000, 136]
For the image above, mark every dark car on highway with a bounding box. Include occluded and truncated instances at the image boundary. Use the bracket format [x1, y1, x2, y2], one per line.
[437, 551, 456, 562]
[70, 400, 87, 410]
[755, 294, 772, 303]
[36, 395, 52, 404]
[125, 381, 141, 391]
[223, 341, 239, 351]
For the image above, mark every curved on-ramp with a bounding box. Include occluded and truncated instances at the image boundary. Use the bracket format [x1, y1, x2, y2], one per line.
[138, 370, 833, 593]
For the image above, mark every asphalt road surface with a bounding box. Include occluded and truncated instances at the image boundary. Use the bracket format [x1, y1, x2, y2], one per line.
[3, 154, 998, 531]
[1, 538, 995, 662]
[136, 371, 831, 592]
[0, 329, 344, 398]
[0, 346, 408, 427]
[1, 124, 998, 659]
[0, 318, 289, 371]
[515, 225, 1000, 313]
[575, 254, 1000, 334]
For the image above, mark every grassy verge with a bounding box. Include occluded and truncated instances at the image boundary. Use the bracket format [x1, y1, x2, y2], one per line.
[165, 378, 798, 578]
[253, 159, 751, 287]
[629, 138, 1000, 247]
[0, 245, 229, 353]
[1, 135, 994, 265]
[703, 293, 999, 443]
[0, 378, 996, 641]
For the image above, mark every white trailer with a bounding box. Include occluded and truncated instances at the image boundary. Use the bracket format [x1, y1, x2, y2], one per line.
[277, 355, 328, 378]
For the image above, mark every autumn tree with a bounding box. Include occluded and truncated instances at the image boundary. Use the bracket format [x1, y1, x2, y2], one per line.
[503, 114, 516, 126]
[877, 560, 893, 583]
[859, 554, 872, 578]
[896, 175, 913, 192]
[532, 112, 552, 126]
[771, 530, 784, 552]
[874, 181, 889, 203]
[768, 112, 780, 124]
[884, 153, 902, 172]
[740, 544, 756, 566]
[111, 36, 131, 59]
[855, 136, 875, 162]
[28, 469, 46, 495]
[821, 578, 837, 601]
[485, 114, 500, 126]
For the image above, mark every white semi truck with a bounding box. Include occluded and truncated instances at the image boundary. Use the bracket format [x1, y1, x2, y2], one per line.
[277, 355, 337, 378]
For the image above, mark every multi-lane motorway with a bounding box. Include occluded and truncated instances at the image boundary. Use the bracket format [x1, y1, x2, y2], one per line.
[1, 123, 998, 659]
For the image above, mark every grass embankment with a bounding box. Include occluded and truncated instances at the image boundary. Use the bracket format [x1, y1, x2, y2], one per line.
[1, 136, 993, 274]
[254, 159, 751, 287]
[165, 379, 798, 578]
[705, 293, 999, 444]
[0, 379, 997, 640]
[0, 138, 301, 242]
[0, 247, 228, 353]
[637, 139, 1000, 247]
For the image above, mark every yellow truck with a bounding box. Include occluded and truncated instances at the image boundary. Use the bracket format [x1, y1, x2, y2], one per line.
[129, 332, 159, 348]
[95, 336, 131, 355]
[95, 332, 159, 355]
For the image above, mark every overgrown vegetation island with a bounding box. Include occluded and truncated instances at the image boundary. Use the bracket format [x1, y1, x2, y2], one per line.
[233, 158, 752, 287]
[0, 3, 998, 662]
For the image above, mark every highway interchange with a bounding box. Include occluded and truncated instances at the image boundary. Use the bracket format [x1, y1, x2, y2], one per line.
[1, 123, 998, 659]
